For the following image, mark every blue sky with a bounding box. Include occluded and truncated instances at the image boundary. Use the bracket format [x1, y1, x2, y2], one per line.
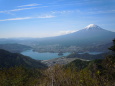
[0, 0, 115, 38]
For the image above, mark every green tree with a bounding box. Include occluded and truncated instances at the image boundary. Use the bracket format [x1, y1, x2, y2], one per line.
[109, 39, 115, 52]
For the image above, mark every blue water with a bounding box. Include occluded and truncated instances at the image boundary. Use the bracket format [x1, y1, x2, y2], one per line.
[21, 50, 70, 60]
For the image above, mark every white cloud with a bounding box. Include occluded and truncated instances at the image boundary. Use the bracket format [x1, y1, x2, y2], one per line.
[0, 3, 41, 14]
[33, 30, 77, 38]
[18, 3, 40, 7]
[51, 9, 115, 16]
[10, 7, 38, 12]
[87, 10, 115, 14]
[55, 30, 77, 36]
[0, 17, 32, 21]
[0, 7, 38, 14]
[0, 15, 55, 21]
[51, 10, 74, 14]
[37, 15, 55, 18]
[51, 10, 81, 14]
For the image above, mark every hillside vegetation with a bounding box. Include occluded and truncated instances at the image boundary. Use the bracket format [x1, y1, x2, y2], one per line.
[0, 49, 47, 69]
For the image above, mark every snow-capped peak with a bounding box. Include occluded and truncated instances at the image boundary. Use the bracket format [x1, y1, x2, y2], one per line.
[85, 24, 97, 28]
[84, 24, 102, 30]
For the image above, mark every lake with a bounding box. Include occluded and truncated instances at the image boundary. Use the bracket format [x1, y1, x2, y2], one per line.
[21, 50, 70, 60]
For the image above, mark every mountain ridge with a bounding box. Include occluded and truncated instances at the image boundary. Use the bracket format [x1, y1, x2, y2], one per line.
[0, 49, 47, 69]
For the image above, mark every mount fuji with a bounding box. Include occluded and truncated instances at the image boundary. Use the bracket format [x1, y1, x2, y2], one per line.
[37, 24, 115, 46]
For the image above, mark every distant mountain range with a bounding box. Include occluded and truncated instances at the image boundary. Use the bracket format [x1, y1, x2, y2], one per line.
[0, 44, 31, 53]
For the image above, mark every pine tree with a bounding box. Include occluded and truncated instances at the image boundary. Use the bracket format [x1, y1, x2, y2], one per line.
[109, 39, 115, 52]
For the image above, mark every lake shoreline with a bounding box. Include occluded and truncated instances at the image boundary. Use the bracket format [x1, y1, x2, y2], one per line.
[21, 49, 71, 60]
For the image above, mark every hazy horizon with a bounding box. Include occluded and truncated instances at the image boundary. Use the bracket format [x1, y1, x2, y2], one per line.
[0, 0, 115, 38]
